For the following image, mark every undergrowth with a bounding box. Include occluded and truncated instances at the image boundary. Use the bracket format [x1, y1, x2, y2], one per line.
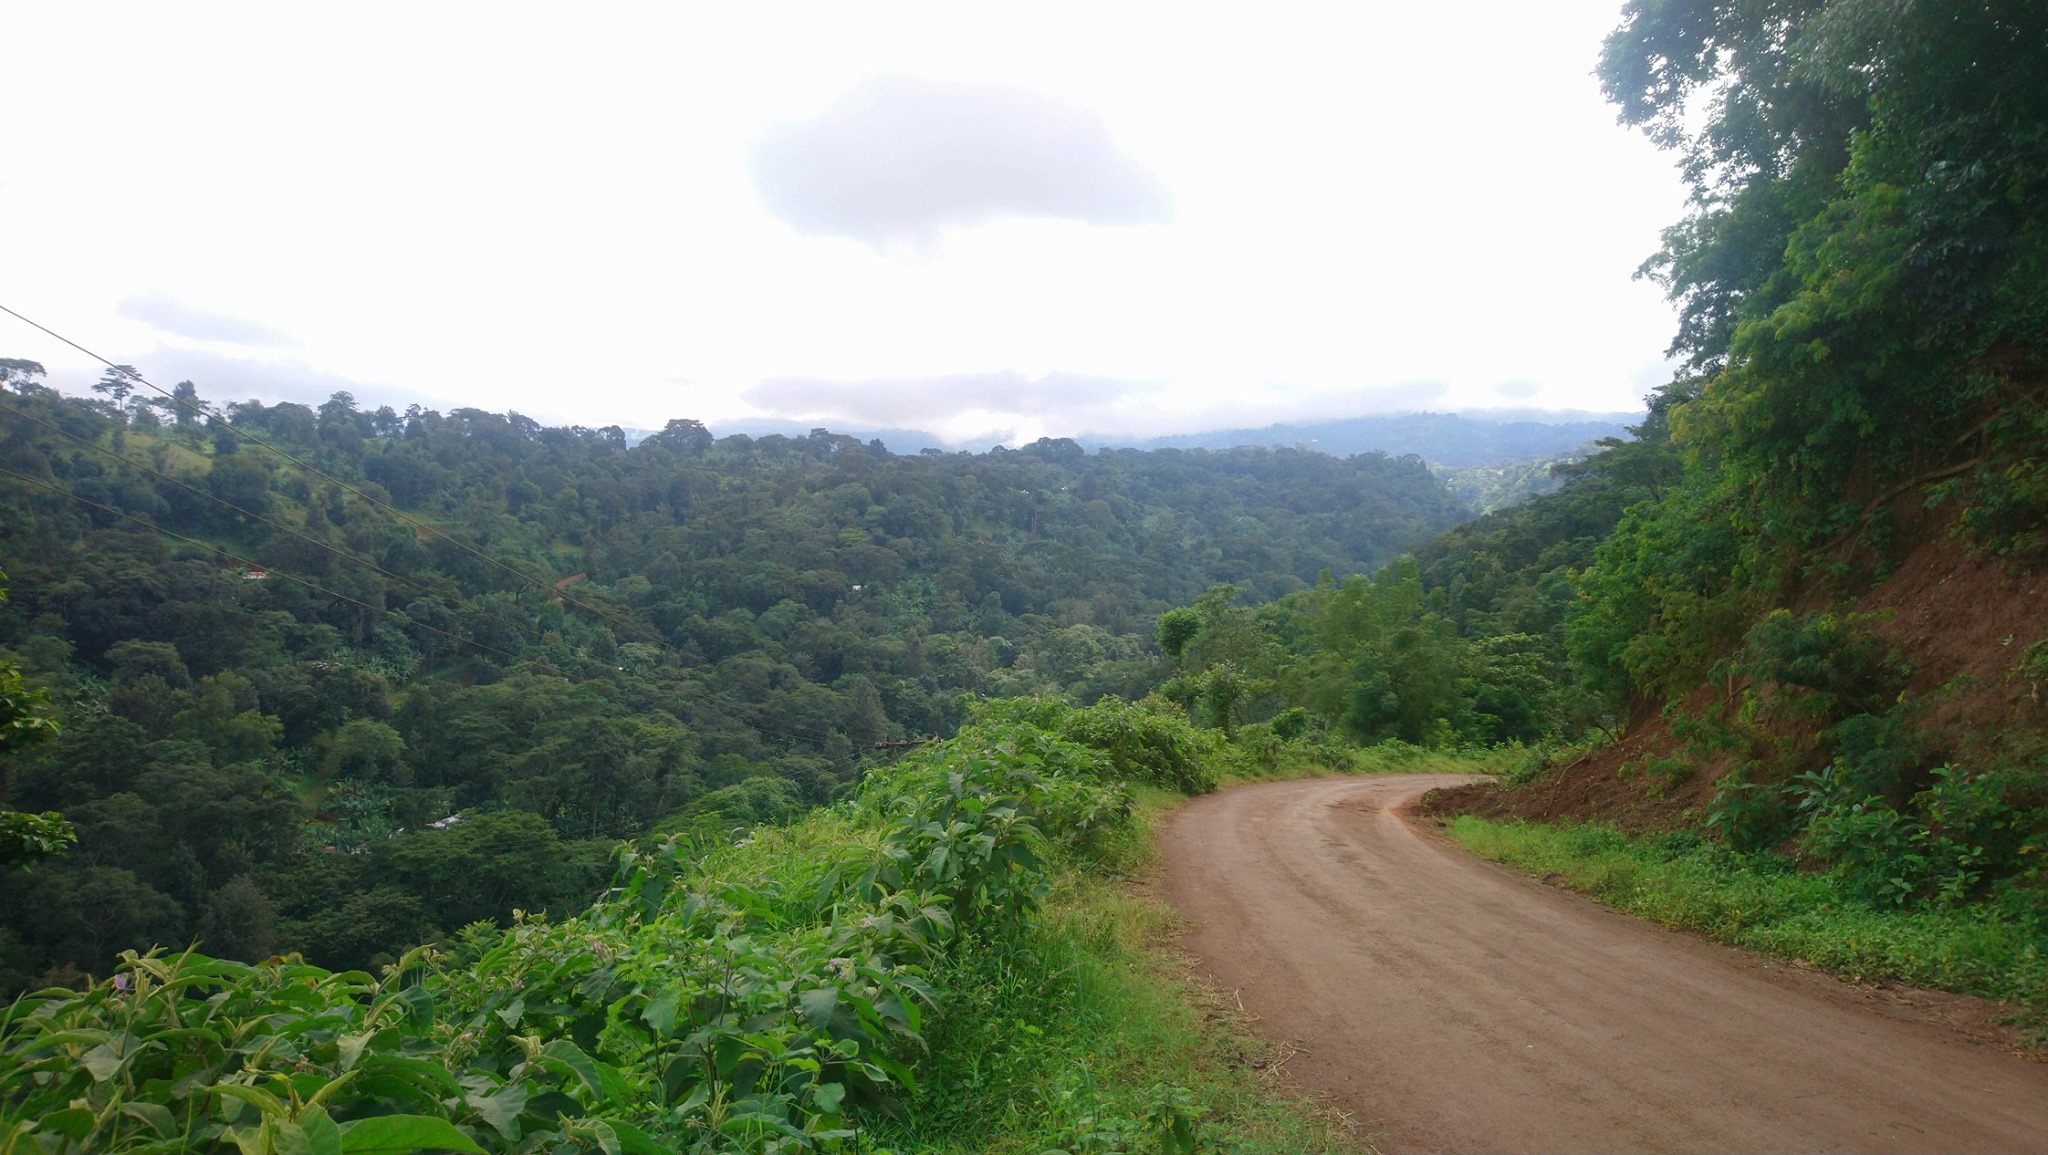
[873, 794, 1358, 1154]
[0, 702, 1361, 1154]
[1446, 817, 2048, 1025]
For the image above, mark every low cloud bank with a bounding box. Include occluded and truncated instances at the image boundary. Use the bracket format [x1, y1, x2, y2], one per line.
[743, 369, 1455, 445]
[118, 293, 297, 348]
[751, 77, 1171, 249]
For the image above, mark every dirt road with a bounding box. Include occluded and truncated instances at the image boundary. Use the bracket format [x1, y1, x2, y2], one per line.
[1158, 774, 2048, 1153]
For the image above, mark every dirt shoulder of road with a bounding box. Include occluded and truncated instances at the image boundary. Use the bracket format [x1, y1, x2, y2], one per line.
[1160, 773, 2048, 1154]
[1417, 776, 2048, 1062]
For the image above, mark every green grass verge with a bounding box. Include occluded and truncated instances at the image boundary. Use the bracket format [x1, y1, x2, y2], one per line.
[874, 787, 1364, 1154]
[1344, 741, 1532, 778]
[1217, 734, 1531, 784]
[1446, 816, 2048, 1013]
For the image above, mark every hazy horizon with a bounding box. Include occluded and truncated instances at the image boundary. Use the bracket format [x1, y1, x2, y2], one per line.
[6, 3, 1687, 442]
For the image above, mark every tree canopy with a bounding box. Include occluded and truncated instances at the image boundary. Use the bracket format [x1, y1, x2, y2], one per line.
[0, 372, 1465, 988]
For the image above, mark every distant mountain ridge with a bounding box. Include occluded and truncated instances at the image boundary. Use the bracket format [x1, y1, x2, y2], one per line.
[704, 409, 1640, 466]
[1101, 411, 1636, 468]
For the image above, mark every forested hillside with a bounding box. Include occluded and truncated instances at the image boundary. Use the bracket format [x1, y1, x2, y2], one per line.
[4, 2, 2046, 1148]
[1152, 0, 2048, 978]
[0, 370, 1463, 989]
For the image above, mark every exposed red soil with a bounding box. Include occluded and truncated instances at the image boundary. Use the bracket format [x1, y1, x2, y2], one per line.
[1860, 533, 2048, 733]
[1427, 531, 2048, 831]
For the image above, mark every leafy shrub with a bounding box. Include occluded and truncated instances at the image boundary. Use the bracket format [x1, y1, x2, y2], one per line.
[1704, 772, 1794, 852]
[0, 945, 657, 1155]
[1564, 474, 1750, 706]
[2015, 640, 2048, 705]
[1794, 762, 2041, 909]
[1734, 610, 1906, 724]
[965, 695, 1218, 795]
[0, 715, 1142, 1154]
[1954, 401, 2048, 558]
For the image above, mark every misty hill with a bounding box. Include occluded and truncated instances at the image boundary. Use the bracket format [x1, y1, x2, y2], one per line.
[649, 418, 955, 455]
[702, 409, 1636, 465]
[1102, 411, 1636, 467]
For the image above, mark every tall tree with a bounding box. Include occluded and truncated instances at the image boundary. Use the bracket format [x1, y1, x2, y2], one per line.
[1601, 0, 2048, 552]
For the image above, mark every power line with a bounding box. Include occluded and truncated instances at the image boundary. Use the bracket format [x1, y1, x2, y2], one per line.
[0, 302, 677, 653]
[0, 306, 880, 768]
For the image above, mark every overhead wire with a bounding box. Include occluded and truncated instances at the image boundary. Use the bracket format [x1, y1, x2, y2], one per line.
[0, 306, 899, 768]
[0, 311, 879, 768]
[0, 302, 683, 655]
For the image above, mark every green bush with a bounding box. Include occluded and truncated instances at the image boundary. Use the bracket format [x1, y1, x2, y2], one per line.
[965, 695, 1219, 795]
[0, 715, 1145, 1154]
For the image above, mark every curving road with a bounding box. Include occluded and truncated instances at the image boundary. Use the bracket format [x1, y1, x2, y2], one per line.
[1158, 774, 2048, 1154]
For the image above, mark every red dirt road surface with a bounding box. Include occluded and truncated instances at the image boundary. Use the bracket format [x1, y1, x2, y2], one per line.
[1158, 774, 2048, 1154]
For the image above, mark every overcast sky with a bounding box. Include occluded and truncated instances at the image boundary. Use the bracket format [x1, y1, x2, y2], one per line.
[4, 2, 1689, 445]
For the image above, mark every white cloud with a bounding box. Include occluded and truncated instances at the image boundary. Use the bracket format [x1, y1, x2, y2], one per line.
[131, 346, 400, 412]
[744, 368, 1458, 444]
[751, 77, 1171, 250]
[0, 2, 1688, 439]
[118, 293, 297, 348]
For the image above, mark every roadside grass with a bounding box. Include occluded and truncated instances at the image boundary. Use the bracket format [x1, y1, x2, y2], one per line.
[873, 779, 1367, 1154]
[1332, 739, 1532, 779]
[1217, 731, 1531, 783]
[1446, 817, 2048, 1018]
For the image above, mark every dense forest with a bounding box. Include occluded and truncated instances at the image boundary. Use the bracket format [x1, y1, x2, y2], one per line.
[0, 371, 1464, 988]
[3, 2, 2046, 1151]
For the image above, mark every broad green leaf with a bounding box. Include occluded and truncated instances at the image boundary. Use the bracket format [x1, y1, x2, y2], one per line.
[335, 1032, 371, 1073]
[797, 987, 838, 1030]
[214, 1082, 291, 1118]
[226, 1122, 270, 1155]
[18, 1027, 112, 1052]
[520, 1089, 584, 1123]
[81, 1040, 131, 1082]
[339, 1114, 486, 1155]
[674, 1079, 711, 1115]
[640, 988, 679, 1036]
[121, 1100, 177, 1137]
[598, 1117, 668, 1155]
[356, 1050, 462, 1094]
[492, 996, 524, 1028]
[296, 1106, 345, 1155]
[540, 1038, 605, 1098]
[465, 1080, 530, 1138]
[390, 985, 434, 1028]
[307, 1069, 360, 1109]
[36, 1108, 94, 1142]
[277, 1119, 316, 1155]
[875, 993, 918, 1032]
[583, 1119, 623, 1155]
